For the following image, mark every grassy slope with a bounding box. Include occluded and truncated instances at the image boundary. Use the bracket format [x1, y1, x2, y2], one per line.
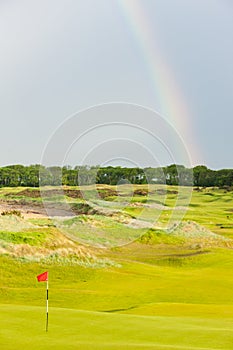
[1, 248, 233, 349]
[1, 249, 233, 310]
[0, 185, 233, 349]
[184, 188, 233, 239]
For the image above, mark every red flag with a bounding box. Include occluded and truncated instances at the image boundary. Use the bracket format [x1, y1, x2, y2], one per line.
[37, 271, 48, 282]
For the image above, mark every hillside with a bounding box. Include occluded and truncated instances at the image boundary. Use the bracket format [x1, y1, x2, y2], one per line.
[0, 184, 232, 257]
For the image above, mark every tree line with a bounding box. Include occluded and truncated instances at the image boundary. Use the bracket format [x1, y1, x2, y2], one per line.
[0, 164, 232, 188]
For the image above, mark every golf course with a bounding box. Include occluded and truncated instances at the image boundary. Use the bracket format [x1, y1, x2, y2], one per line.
[0, 184, 233, 349]
[1, 0, 232, 347]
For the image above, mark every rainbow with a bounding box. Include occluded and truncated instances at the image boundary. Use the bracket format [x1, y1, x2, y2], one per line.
[118, 0, 200, 165]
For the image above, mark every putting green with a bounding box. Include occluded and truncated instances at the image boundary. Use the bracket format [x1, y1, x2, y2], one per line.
[0, 304, 233, 349]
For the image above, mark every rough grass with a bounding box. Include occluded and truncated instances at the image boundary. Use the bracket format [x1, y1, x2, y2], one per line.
[1, 185, 233, 238]
[56, 215, 147, 247]
[0, 229, 47, 245]
[0, 215, 36, 231]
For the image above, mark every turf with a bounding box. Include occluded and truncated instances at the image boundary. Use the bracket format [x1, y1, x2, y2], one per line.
[1, 304, 233, 350]
[0, 185, 233, 349]
[1, 248, 233, 349]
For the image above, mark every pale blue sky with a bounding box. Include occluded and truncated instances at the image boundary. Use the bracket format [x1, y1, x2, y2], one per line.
[0, 0, 232, 169]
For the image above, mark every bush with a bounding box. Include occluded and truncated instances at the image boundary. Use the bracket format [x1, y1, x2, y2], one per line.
[1, 210, 22, 218]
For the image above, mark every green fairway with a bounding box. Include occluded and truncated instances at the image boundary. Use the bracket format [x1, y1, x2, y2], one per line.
[1, 248, 233, 349]
[1, 304, 233, 350]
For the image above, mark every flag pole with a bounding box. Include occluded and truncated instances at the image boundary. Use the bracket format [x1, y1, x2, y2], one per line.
[46, 274, 49, 332]
[36, 271, 49, 332]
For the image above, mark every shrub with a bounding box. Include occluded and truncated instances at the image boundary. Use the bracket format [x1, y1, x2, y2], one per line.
[1, 210, 22, 218]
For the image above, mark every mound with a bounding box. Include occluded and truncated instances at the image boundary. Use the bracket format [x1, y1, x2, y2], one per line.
[0, 215, 37, 232]
[0, 215, 118, 268]
[169, 221, 231, 247]
[134, 189, 148, 196]
[6, 187, 118, 200]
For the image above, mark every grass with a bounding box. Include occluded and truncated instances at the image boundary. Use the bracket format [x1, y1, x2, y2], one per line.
[1, 247, 233, 349]
[56, 215, 147, 247]
[0, 185, 233, 348]
[0, 248, 233, 349]
[1, 248, 233, 310]
[1, 304, 233, 350]
[0, 229, 47, 245]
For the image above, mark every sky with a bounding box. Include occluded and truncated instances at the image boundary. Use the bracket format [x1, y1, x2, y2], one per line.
[0, 0, 232, 169]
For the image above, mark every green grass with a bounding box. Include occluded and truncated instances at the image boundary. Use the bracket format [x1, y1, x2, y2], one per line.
[1, 304, 233, 350]
[28, 218, 55, 227]
[1, 185, 233, 348]
[1, 247, 233, 349]
[1, 248, 233, 309]
[1, 248, 233, 349]
[0, 229, 48, 245]
[56, 215, 147, 247]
